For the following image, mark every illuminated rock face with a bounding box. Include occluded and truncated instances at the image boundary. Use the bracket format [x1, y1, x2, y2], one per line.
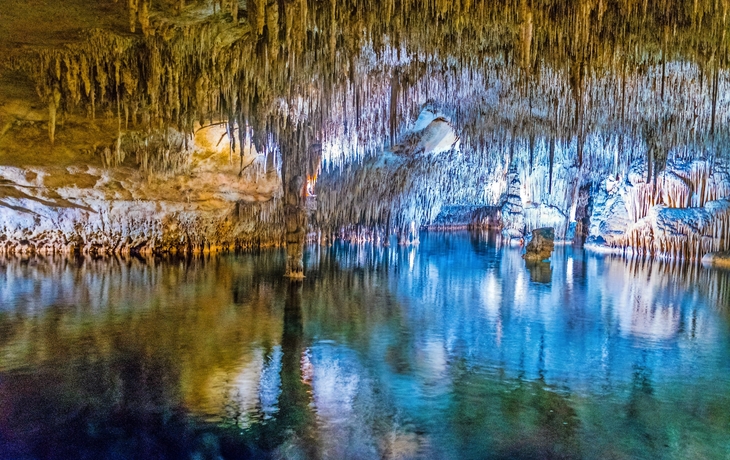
[2, 0, 730, 262]
[587, 158, 730, 260]
[0, 126, 282, 255]
[523, 227, 555, 262]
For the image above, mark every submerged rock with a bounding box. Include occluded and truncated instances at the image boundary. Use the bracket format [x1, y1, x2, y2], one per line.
[523, 227, 555, 261]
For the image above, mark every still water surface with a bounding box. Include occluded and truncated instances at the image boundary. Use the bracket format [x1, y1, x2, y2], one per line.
[1, 232, 730, 459]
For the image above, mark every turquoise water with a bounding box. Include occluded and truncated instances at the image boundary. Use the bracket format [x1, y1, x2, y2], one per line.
[1, 232, 729, 459]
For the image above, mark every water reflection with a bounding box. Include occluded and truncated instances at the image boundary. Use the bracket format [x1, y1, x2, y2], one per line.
[525, 260, 552, 284]
[1, 233, 730, 459]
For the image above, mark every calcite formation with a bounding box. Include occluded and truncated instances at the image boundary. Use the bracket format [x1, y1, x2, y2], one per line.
[523, 227, 555, 262]
[1, 0, 730, 264]
[587, 158, 730, 260]
[701, 251, 730, 268]
[0, 125, 282, 255]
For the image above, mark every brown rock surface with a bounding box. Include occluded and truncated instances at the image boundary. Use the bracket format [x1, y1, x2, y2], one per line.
[701, 251, 730, 269]
[523, 227, 555, 262]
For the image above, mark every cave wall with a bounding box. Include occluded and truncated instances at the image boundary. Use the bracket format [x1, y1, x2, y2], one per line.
[2, 0, 730, 261]
[0, 121, 282, 255]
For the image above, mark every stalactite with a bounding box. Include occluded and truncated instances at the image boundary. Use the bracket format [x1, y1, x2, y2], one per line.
[139, 0, 151, 35]
[128, 0, 139, 33]
[548, 135, 555, 194]
[47, 84, 61, 144]
[5, 0, 729, 257]
[389, 70, 400, 146]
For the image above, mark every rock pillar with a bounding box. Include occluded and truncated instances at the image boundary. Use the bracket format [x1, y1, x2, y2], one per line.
[281, 131, 320, 279]
[284, 173, 306, 278]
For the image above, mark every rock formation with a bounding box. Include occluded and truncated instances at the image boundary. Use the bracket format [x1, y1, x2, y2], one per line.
[701, 251, 730, 268]
[587, 158, 730, 260]
[2, 0, 730, 268]
[523, 227, 555, 262]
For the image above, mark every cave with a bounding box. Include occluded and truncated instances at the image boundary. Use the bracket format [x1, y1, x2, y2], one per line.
[1, 0, 730, 458]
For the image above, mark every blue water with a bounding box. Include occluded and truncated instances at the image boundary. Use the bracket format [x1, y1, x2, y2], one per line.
[1, 232, 729, 459]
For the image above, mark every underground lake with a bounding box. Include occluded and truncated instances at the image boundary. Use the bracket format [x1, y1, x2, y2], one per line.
[4, 0, 730, 457]
[1, 232, 729, 459]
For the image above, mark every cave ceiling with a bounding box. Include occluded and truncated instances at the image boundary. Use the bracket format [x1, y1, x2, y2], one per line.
[0, 0, 729, 170]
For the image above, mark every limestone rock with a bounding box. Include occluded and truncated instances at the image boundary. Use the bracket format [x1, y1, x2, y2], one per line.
[587, 158, 730, 260]
[701, 251, 730, 269]
[500, 169, 525, 242]
[0, 123, 282, 256]
[523, 227, 554, 261]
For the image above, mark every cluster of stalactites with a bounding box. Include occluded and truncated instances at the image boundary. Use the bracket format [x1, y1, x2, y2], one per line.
[603, 156, 730, 260]
[7, 0, 729, 236]
[19, 0, 730, 151]
[232, 198, 286, 247]
[617, 204, 730, 261]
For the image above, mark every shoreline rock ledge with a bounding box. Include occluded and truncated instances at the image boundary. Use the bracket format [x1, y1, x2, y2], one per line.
[523, 227, 555, 262]
[701, 251, 730, 268]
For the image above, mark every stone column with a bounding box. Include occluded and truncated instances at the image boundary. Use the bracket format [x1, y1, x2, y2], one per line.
[283, 173, 306, 278]
[281, 131, 319, 279]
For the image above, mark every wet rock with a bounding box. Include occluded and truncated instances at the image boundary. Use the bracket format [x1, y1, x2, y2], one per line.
[701, 251, 730, 268]
[523, 227, 554, 261]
